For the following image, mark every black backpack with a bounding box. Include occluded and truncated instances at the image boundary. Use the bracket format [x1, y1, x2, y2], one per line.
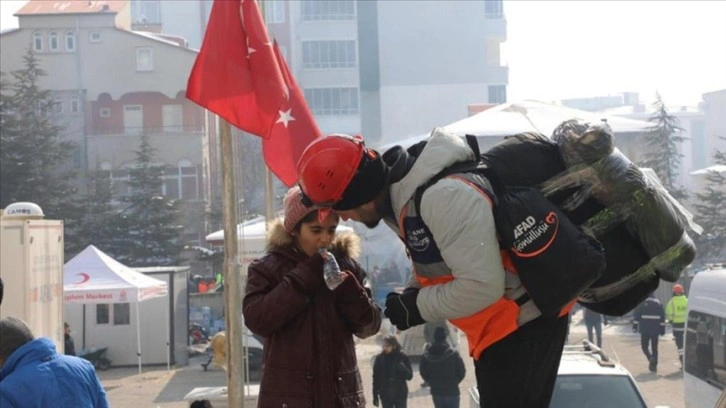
[413, 135, 606, 316]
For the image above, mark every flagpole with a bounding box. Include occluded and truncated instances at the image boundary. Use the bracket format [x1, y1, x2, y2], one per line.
[220, 118, 245, 406]
[260, 0, 277, 229]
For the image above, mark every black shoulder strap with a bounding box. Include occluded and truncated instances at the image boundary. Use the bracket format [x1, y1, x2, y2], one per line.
[412, 134, 495, 216]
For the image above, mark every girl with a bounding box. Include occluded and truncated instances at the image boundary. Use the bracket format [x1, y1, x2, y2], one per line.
[243, 186, 382, 407]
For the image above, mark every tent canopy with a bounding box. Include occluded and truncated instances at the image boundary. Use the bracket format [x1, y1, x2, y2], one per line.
[63, 245, 167, 304]
[376, 100, 652, 150]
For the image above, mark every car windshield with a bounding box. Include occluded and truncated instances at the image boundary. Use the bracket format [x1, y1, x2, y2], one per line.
[550, 375, 647, 408]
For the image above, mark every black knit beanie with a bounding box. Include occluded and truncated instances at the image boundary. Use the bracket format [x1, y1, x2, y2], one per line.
[332, 149, 388, 211]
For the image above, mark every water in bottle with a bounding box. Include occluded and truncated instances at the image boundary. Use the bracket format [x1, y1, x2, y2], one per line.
[319, 248, 344, 290]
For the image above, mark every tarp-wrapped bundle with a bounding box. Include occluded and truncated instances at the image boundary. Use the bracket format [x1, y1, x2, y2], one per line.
[546, 120, 698, 279]
[480, 124, 699, 316]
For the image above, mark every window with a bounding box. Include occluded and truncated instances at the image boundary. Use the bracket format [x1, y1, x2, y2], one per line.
[302, 0, 355, 21]
[136, 47, 153, 71]
[302, 40, 356, 69]
[113, 303, 130, 325]
[163, 160, 199, 200]
[162, 104, 183, 132]
[485, 0, 504, 18]
[32, 32, 43, 51]
[51, 97, 64, 114]
[685, 311, 726, 389]
[488, 85, 507, 104]
[109, 168, 131, 197]
[89, 31, 102, 43]
[49, 31, 59, 51]
[304, 87, 359, 115]
[96, 304, 110, 324]
[96, 303, 131, 325]
[99, 108, 111, 118]
[264, 0, 285, 23]
[65, 31, 76, 51]
[69, 97, 80, 114]
[132, 0, 162, 24]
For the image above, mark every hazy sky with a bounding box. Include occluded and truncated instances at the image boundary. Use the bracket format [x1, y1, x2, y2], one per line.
[2, 0, 724, 107]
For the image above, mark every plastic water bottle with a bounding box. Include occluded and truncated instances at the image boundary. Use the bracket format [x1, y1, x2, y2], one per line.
[319, 248, 344, 290]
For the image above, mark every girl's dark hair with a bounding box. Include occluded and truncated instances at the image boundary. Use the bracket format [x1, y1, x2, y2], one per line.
[294, 210, 320, 232]
[190, 400, 213, 408]
[382, 335, 401, 352]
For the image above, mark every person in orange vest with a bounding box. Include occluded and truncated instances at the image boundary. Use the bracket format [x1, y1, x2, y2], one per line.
[297, 130, 572, 408]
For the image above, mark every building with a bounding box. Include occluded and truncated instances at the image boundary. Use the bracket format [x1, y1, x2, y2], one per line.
[0, 0, 214, 246]
[134, 0, 509, 144]
[701, 89, 726, 165]
[561, 92, 708, 193]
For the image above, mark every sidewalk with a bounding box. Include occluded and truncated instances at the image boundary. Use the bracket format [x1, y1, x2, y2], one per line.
[101, 315, 684, 407]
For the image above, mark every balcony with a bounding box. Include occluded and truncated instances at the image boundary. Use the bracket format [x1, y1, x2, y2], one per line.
[87, 126, 205, 137]
[485, 65, 509, 85]
[484, 14, 507, 41]
[85, 126, 207, 166]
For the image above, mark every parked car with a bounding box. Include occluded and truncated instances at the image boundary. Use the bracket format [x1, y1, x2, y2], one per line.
[469, 340, 666, 407]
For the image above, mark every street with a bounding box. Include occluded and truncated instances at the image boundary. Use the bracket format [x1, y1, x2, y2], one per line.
[101, 315, 685, 408]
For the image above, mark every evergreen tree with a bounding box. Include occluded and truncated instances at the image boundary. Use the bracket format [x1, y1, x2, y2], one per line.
[77, 163, 118, 254]
[693, 142, 726, 263]
[0, 50, 82, 253]
[113, 134, 184, 266]
[639, 93, 688, 200]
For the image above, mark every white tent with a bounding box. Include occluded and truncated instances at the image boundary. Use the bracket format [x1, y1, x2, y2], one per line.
[63, 245, 169, 374]
[376, 99, 652, 150]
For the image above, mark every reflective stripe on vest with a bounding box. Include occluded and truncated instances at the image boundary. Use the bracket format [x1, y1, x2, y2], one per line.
[398, 173, 545, 359]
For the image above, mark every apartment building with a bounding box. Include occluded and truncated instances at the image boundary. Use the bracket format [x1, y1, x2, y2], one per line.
[137, 0, 509, 145]
[0, 0, 213, 245]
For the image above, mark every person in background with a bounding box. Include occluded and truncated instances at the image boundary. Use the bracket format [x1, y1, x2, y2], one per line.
[420, 327, 466, 408]
[190, 400, 213, 408]
[0, 276, 4, 305]
[633, 293, 666, 373]
[0, 316, 109, 407]
[583, 308, 607, 348]
[372, 335, 413, 408]
[665, 283, 688, 367]
[243, 186, 381, 407]
[421, 321, 449, 387]
[63, 322, 76, 356]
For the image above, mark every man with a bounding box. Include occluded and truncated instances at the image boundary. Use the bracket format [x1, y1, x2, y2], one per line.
[64, 322, 76, 356]
[665, 283, 688, 367]
[297, 130, 570, 407]
[420, 327, 466, 408]
[633, 293, 666, 373]
[583, 308, 607, 348]
[421, 321, 448, 388]
[0, 317, 109, 407]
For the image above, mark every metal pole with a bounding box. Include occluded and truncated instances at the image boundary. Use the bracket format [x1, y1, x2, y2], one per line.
[264, 168, 275, 225]
[136, 303, 142, 375]
[220, 119, 245, 406]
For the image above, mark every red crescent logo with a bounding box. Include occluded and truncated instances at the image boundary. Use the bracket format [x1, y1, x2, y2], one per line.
[75, 273, 90, 285]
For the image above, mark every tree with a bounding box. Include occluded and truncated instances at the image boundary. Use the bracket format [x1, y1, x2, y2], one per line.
[0, 49, 82, 253]
[639, 93, 688, 200]
[113, 134, 184, 266]
[692, 141, 726, 263]
[76, 163, 118, 254]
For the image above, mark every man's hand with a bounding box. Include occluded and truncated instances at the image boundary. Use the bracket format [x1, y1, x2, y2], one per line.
[384, 288, 425, 331]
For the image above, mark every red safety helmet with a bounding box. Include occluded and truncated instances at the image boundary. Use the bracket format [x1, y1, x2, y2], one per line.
[672, 284, 684, 295]
[297, 134, 366, 207]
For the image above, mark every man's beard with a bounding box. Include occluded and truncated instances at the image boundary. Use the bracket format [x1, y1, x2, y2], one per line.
[363, 217, 381, 229]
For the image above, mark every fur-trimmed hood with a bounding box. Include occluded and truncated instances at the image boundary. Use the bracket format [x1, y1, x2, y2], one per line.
[266, 219, 361, 260]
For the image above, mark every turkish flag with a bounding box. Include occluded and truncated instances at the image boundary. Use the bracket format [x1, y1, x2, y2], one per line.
[186, 0, 286, 138]
[262, 42, 322, 186]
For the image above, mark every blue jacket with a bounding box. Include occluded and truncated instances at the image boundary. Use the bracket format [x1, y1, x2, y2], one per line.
[0, 337, 109, 408]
